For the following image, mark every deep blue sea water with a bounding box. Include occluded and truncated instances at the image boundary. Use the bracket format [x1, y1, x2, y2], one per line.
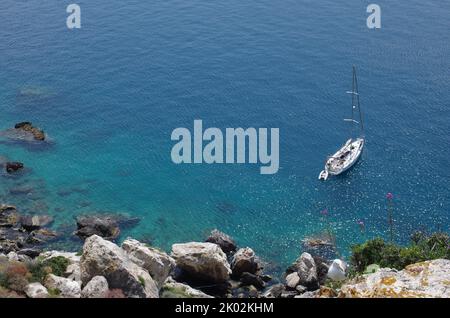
[0, 1, 449, 274]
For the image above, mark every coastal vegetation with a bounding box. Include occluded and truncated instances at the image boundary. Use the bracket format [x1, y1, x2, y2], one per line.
[350, 232, 449, 273]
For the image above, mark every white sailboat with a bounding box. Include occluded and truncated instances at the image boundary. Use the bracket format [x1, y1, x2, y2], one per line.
[319, 66, 365, 181]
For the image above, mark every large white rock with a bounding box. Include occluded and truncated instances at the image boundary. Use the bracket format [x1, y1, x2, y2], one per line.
[339, 259, 450, 298]
[122, 238, 175, 288]
[25, 282, 49, 298]
[285, 272, 301, 289]
[6, 251, 31, 262]
[291, 252, 319, 290]
[7, 251, 19, 261]
[171, 242, 231, 283]
[80, 235, 158, 298]
[65, 263, 82, 284]
[44, 274, 81, 298]
[81, 276, 109, 298]
[161, 277, 213, 298]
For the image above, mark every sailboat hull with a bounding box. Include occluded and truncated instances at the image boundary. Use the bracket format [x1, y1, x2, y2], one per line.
[325, 138, 364, 176]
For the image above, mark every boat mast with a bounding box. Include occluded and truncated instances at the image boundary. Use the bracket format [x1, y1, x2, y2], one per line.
[351, 67, 356, 138]
[345, 66, 364, 138]
[353, 66, 364, 137]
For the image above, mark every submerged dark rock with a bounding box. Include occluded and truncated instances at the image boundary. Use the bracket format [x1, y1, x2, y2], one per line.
[21, 215, 54, 232]
[75, 215, 120, 241]
[110, 213, 141, 229]
[0, 205, 21, 227]
[0, 227, 55, 253]
[26, 228, 58, 245]
[17, 86, 55, 102]
[0, 203, 58, 254]
[9, 185, 35, 196]
[215, 202, 238, 214]
[5, 162, 24, 173]
[205, 229, 237, 254]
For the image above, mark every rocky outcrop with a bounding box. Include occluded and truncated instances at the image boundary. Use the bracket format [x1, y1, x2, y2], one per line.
[44, 274, 81, 298]
[338, 259, 450, 298]
[0, 206, 59, 254]
[230, 247, 258, 278]
[14, 122, 45, 141]
[161, 277, 213, 298]
[25, 282, 49, 298]
[81, 276, 109, 298]
[0, 122, 46, 142]
[75, 215, 120, 241]
[171, 242, 231, 283]
[122, 238, 175, 288]
[80, 235, 158, 298]
[205, 229, 237, 254]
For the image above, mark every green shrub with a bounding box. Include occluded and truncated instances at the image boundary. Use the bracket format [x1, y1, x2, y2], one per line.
[350, 238, 386, 272]
[44, 256, 70, 277]
[350, 232, 449, 273]
[28, 256, 70, 283]
[28, 262, 51, 283]
[47, 287, 61, 298]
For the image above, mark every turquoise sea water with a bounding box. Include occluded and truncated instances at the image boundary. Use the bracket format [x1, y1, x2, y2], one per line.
[0, 1, 449, 273]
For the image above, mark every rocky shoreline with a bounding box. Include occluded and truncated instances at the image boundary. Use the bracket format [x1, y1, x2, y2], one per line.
[0, 121, 449, 298]
[1, 213, 449, 298]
